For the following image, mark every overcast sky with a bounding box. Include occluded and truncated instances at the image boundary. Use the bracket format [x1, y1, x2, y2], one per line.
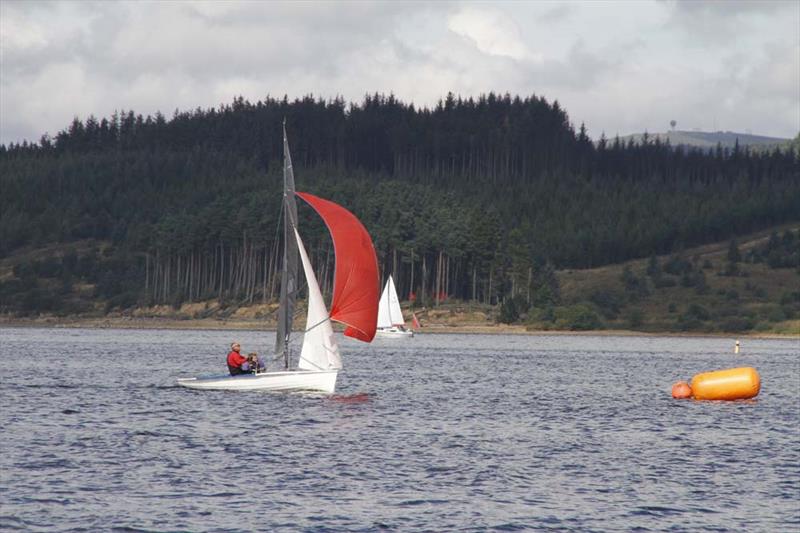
[1, 0, 798, 145]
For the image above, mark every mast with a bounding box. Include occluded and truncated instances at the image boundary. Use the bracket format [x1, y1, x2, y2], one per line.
[276, 120, 300, 369]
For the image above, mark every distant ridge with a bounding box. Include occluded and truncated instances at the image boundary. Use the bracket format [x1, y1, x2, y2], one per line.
[617, 130, 790, 150]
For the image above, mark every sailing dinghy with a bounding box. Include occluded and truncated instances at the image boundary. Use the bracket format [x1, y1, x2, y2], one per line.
[177, 125, 379, 393]
[375, 275, 414, 338]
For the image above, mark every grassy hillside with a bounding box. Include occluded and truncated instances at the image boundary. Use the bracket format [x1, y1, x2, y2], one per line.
[551, 224, 800, 335]
[619, 130, 791, 150]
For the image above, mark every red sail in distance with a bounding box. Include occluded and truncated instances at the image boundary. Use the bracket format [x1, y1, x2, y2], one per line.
[296, 192, 379, 342]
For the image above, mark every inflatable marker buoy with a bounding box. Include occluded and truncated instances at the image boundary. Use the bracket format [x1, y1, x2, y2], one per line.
[672, 367, 760, 401]
[691, 367, 760, 400]
[671, 381, 692, 399]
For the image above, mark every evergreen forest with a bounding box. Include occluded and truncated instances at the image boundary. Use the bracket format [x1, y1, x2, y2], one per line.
[1, 93, 799, 324]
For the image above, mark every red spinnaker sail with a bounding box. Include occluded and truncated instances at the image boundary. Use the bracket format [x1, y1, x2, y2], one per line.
[296, 192, 379, 342]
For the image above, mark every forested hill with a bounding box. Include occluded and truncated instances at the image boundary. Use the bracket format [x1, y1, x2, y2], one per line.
[1, 92, 798, 317]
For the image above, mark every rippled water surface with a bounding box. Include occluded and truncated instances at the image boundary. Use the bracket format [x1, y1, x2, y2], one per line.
[1, 327, 798, 532]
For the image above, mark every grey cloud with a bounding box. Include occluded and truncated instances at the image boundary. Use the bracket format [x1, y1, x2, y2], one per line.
[663, 0, 798, 44]
[1, 1, 459, 143]
[5, 1, 446, 85]
[745, 43, 799, 101]
[669, 0, 795, 16]
[539, 4, 572, 23]
[742, 43, 800, 134]
[530, 40, 620, 91]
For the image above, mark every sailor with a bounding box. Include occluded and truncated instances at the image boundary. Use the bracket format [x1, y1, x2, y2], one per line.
[226, 342, 251, 375]
[246, 352, 265, 372]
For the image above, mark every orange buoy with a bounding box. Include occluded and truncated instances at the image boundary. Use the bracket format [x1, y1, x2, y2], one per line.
[671, 381, 693, 399]
[690, 367, 760, 401]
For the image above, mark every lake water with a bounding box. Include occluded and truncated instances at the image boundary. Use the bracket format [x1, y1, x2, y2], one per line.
[0, 328, 798, 532]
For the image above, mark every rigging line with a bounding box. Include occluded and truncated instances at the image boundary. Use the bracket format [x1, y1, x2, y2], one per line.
[267, 202, 313, 321]
[268, 352, 287, 364]
[297, 355, 325, 371]
[279, 317, 337, 370]
[269, 334, 301, 365]
[296, 344, 339, 371]
[268, 283, 307, 321]
[304, 316, 332, 334]
[265, 199, 285, 322]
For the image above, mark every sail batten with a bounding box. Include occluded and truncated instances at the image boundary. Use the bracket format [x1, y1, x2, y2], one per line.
[296, 192, 379, 342]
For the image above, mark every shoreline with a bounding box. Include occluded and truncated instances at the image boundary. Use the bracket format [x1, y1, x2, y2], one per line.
[0, 316, 796, 339]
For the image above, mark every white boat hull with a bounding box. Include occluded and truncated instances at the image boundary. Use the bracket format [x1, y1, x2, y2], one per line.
[375, 327, 414, 338]
[177, 369, 338, 393]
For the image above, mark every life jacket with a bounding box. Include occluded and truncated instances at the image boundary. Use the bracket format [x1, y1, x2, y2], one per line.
[228, 364, 245, 376]
[227, 350, 248, 376]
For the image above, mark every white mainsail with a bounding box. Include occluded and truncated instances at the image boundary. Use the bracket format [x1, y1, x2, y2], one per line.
[377, 275, 405, 328]
[295, 228, 342, 371]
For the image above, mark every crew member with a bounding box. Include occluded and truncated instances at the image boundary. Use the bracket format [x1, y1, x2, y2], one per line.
[227, 342, 250, 375]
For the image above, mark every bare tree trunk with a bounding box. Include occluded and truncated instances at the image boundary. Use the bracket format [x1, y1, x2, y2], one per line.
[152, 251, 159, 302]
[261, 241, 271, 304]
[218, 243, 224, 302]
[210, 248, 217, 300]
[527, 266, 532, 305]
[434, 253, 439, 305]
[488, 265, 493, 305]
[165, 256, 170, 302]
[176, 255, 182, 299]
[472, 265, 476, 302]
[445, 254, 450, 300]
[195, 251, 201, 301]
[409, 249, 415, 301]
[247, 248, 254, 303]
[228, 245, 234, 296]
[187, 253, 192, 302]
[434, 251, 442, 305]
[421, 255, 427, 306]
[250, 244, 257, 303]
[186, 253, 191, 300]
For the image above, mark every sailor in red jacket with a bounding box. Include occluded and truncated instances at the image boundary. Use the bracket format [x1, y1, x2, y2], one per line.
[227, 342, 250, 375]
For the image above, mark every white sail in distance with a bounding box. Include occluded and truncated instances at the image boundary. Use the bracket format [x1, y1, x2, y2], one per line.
[377, 275, 405, 328]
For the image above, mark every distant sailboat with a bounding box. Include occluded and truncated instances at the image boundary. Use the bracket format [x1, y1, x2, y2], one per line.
[375, 275, 414, 338]
[177, 124, 379, 392]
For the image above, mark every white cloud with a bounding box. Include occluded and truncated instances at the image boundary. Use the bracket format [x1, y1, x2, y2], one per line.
[447, 7, 535, 61]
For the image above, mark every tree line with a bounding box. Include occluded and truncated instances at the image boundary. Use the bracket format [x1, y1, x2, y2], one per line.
[1, 92, 798, 315]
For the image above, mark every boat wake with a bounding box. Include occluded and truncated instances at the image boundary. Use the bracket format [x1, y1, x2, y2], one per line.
[329, 392, 371, 403]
